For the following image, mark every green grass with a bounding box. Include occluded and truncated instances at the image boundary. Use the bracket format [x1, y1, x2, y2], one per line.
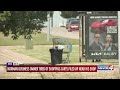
[0, 32, 118, 64]
[11, 45, 80, 63]
[0, 31, 80, 63]
[11, 45, 118, 64]
[0, 32, 79, 46]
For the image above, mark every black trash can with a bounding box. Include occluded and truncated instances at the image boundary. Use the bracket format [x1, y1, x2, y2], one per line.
[49, 48, 63, 65]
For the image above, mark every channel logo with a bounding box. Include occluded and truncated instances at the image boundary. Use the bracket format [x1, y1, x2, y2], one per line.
[108, 65, 114, 70]
[97, 65, 114, 70]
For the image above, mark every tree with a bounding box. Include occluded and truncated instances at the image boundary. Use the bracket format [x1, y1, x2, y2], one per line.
[47, 11, 54, 17]
[60, 11, 79, 19]
[0, 11, 48, 40]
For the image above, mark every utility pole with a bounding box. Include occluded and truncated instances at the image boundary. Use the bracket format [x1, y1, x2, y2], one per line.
[51, 14, 53, 27]
[47, 13, 50, 41]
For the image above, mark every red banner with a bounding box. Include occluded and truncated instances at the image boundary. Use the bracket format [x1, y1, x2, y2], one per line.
[6, 65, 97, 72]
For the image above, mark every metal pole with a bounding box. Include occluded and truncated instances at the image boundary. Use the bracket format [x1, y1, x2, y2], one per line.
[47, 14, 50, 41]
[79, 15, 82, 62]
[51, 15, 53, 27]
[118, 11, 120, 78]
[49, 16, 50, 41]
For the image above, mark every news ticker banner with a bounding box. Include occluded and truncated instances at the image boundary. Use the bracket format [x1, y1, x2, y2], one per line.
[6, 62, 114, 72]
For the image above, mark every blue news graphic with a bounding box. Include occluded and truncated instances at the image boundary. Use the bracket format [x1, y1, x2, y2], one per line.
[6, 62, 19, 66]
[97, 65, 114, 70]
[6, 62, 13, 66]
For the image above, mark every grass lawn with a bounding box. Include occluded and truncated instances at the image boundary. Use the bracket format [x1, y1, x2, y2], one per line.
[11, 45, 118, 65]
[0, 32, 79, 46]
[0, 31, 80, 63]
[11, 45, 80, 64]
[0, 32, 118, 64]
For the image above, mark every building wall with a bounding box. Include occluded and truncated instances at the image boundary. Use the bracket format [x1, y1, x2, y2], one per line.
[53, 11, 67, 27]
[44, 11, 67, 28]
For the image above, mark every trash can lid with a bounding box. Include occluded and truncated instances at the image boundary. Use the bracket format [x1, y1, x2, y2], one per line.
[58, 45, 64, 50]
